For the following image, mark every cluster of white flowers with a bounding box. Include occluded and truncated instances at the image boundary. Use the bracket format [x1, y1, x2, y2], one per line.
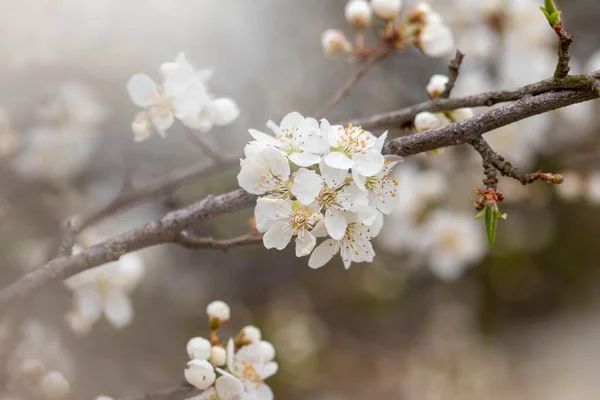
[237, 112, 401, 269]
[11, 82, 106, 183]
[3, 320, 73, 399]
[322, 1, 454, 59]
[63, 246, 145, 335]
[183, 301, 278, 400]
[413, 74, 474, 133]
[127, 52, 239, 142]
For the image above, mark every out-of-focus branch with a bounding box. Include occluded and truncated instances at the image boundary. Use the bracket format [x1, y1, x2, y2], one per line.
[349, 71, 600, 130]
[2, 71, 600, 308]
[116, 382, 195, 400]
[315, 48, 391, 119]
[56, 217, 81, 257]
[175, 231, 263, 252]
[79, 159, 237, 230]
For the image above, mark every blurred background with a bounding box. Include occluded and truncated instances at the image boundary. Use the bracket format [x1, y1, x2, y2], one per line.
[2, 0, 600, 398]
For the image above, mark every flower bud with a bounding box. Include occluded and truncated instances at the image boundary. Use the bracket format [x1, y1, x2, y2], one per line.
[371, 0, 402, 20]
[345, 0, 372, 28]
[258, 340, 276, 362]
[132, 111, 152, 142]
[184, 360, 216, 390]
[414, 112, 444, 132]
[426, 74, 449, 98]
[209, 345, 227, 366]
[20, 359, 45, 380]
[212, 98, 240, 126]
[40, 370, 70, 399]
[418, 22, 455, 58]
[321, 29, 352, 56]
[206, 300, 230, 324]
[240, 325, 261, 344]
[187, 337, 212, 360]
[449, 108, 474, 122]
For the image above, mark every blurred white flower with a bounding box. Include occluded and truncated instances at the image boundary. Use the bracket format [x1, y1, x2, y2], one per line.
[555, 170, 584, 202]
[40, 370, 70, 399]
[64, 252, 145, 334]
[371, 0, 402, 20]
[419, 210, 487, 281]
[586, 172, 600, 205]
[414, 111, 445, 132]
[345, 0, 373, 28]
[185, 359, 216, 390]
[196, 373, 250, 400]
[426, 74, 449, 98]
[321, 29, 352, 56]
[95, 396, 114, 400]
[0, 108, 21, 158]
[418, 21, 455, 57]
[206, 300, 231, 323]
[240, 326, 262, 344]
[127, 52, 239, 140]
[449, 108, 474, 122]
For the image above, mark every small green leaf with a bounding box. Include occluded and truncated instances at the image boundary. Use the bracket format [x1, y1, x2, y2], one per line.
[540, 1, 561, 26]
[544, 0, 558, 15]
[474, 208, 486, 220]
[540, 6, 552, 20]
[484, 205, 497, 246]
[549, 10, 562, 25]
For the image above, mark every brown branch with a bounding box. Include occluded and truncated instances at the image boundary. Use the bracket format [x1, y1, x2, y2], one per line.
[469, 137, 563, 185]
[116, 382, 196, 400]
[315, 49, 391, 119]
[349, 72, 600, 130]
[1, 72, 599, 309]
[439, 50, 465, 99]
[175, 231, 263, 252]
[550, 20, 574, 80]
[56, 217, 81, 257]
[0, 189, 257, 309]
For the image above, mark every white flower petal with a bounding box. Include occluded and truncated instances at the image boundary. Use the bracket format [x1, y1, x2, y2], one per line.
[215, 374, 246, 398]
[263, 221, 293, 250]
[291, 169, 323, 205]
[325, 151, 354, 170]
[127, 74, 158, 107]
[279, 111, 306, 132]
[308, 239, 339, 269]
[256, 198, 292, 221]
[372, 131, 388, 153]
[212, 98, 240, 126]
[248, 129, 281, 147]
[246, 383, 274, 400]
[311, 219, 329, 238]
[295, 232, 317, 257]
[325, 210, 347, 241]
[73, 287, 104, 324]
[149, 110, 174, 137]
[288, 151, 321, 167]
[352, 151, 384, 177]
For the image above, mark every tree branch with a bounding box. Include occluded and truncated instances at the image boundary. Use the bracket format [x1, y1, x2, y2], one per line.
[439, 50, 465, 99]
[175, 231, 263, 252]
[349, 72, 600, 130]
[116, 382, 196, 400]
[1, 71, 599, 309]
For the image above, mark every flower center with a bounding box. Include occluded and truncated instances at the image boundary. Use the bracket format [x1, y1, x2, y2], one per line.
[333, 124, 370, 156]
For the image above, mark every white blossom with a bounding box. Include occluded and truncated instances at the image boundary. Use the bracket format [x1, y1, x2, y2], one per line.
[371, 0, 402, 20]
[196, 373, 250, 400]
[449, 108, 474, 122]
[254, 198, 322, 257]
[257, 341, 276, 363]
[345, 0, 373, 28]
[95, 396, 114, 400]
[426, 74, 449, 98]
[185, 360, 217, 390]
[64, 252, 145, 334]
[309, 211, 384, 269]
[360, 158, 401, 216]
[206, 300, 231, 323]
[40, 370, 70, 399]
[585, 172, 600, 204]
[414, 111, 445, 132]
[187, 337, 212, 361]
[419, 211, 487, 281]
[418, 22, 454, 57]
[321, 29, 352, 56]
[210, 346, 227, 367]
[223, 339, 278, 400]
[240, 326, 262, 344]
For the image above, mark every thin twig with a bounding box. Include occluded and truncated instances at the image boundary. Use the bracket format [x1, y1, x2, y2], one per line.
[439, 50, 465, 99]
[116, 382, 196, 400]
[552, 23, 574, 80]
[56, 217, 81, 257]
[175, 231, 263, 252]
[315, 49, 391, 119]
[470, 137, 563, 185]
